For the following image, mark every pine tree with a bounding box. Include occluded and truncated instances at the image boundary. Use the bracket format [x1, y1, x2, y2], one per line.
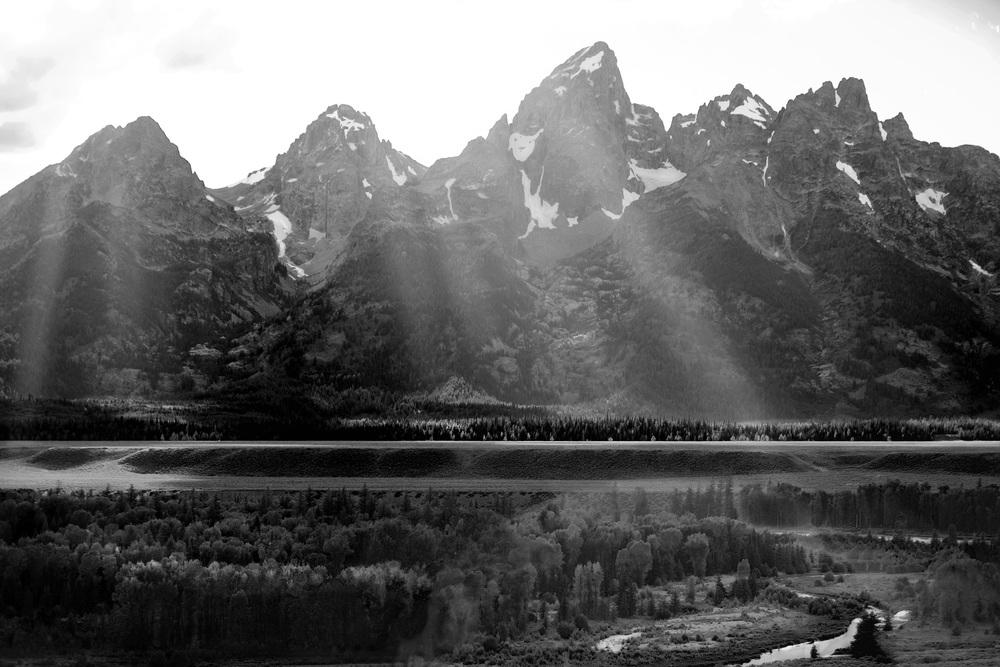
[849, 612, 888, 661]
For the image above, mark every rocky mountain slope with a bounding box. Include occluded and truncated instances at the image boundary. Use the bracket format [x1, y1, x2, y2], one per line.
[210, 104, 426, 281]
[228, 42, 998, 418]
[0, 117, 289, 397]
[3, 41, 998, 417]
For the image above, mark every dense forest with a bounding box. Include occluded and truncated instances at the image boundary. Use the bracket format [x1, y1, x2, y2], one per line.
[0, 485, 807, 662]
[734, 479, 1000, 535]
[3, 397, 1000, 441]
[1, 484, 998, 663]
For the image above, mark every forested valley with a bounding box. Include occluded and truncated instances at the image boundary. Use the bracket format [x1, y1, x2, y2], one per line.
[1, 481, 998, 665]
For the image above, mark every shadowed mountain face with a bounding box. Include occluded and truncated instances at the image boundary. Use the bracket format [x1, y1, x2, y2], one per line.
[3, 42, 1000, 416]
[0, 118, 289, 397]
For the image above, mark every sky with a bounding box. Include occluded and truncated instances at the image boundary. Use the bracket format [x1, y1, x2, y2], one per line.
[0, 0, 999, 194]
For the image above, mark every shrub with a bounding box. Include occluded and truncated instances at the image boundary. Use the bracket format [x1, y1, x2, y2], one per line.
[482, 635, 499, 652]
[557, 622, 574, 640]
[574, 614, 590, 632]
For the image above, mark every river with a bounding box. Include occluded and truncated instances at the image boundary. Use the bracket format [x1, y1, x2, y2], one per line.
[740, 609, 910, 665]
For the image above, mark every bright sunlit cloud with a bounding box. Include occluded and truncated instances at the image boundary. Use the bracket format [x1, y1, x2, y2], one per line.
[0, 0, 998, 192]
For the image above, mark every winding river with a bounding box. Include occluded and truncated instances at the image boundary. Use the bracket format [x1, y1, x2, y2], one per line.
[741, 609, 910, 666]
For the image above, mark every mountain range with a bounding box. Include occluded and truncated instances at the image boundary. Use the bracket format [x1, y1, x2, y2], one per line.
[1, 41, 998, 418]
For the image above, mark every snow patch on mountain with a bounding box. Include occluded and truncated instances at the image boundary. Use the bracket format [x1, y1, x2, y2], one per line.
[518, 170, 559, 238]
[602, 188, 641, 221]
[731, 96, 769, 128]
[433, 178, 459, 224]
[836, 160, 861, 184]
[879, 122, 887, 141]
[835, 90, 842, 108]
[717, 99, 730, 111]
[227, 167, 267, 188]
[762, 155, 770, 186]
[626, 107, 652, 127]
[326, 110, 365, 133]
[571, 50, 604, 78]
[628, 159, 686, 191]
[264, 204, 298, 276]
[385, 156, 407, 185]
[969, 259, 993, 277]
[858, 192, 874, 211]
[681, 119, 696, 128]
[915, 188, 947, 214]
[509, 129, 543, 162]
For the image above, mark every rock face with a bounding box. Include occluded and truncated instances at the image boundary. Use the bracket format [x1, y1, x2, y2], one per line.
[237, 44, 999, 417]
[0, 117, 288, 397]
[418, 41, 685, 264]
[211, 104, 425, 280]
[4, 42, 1000, 416]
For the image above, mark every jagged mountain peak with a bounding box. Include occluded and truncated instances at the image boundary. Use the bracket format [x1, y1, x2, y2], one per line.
[883, 112, 914, 140]
[66, 115, 174, 163]
[51, 115, 208, 211]
[524, 40, 630, 119]
[794, 77, 872, 116]
[834, 77, 871, 113]
[671, 85, 774, 136]
[486, 114, 510, 149]
[546, 41, 616, 79]
[211, 100, 426, 281]
[318, 103, 373, 131]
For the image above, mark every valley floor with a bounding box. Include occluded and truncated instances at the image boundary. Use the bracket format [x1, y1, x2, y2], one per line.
[2, 440, 1000, 492]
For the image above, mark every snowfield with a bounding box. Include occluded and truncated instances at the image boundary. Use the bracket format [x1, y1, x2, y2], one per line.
[915, 188, 947, 214]
[836, 160, 860, 184]
[509, 129, 543, 162]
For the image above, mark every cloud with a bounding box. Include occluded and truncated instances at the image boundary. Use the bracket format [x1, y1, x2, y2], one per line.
[162, 48, 210, 70]
[0, 122, 36, 150]
[157, 16, 233, 71]
[0, 57, 54, 112]
[0, 81, 37, 112]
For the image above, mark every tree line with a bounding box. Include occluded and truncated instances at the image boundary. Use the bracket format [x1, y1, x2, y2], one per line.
[0, 486, 806, 661]
[4, 397, 1000, 441]
[737, 479, 1000, 535]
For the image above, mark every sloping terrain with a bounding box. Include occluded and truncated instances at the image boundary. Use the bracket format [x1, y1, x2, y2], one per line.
[2, 41, 998, 418]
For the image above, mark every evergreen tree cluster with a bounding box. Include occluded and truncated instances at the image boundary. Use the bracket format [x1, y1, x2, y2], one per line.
[4, 397, 1000, 441]
[0, 486, 807, 659]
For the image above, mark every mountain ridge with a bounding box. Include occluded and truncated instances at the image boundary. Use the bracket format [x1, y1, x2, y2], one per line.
[1, 40, 998, 418]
